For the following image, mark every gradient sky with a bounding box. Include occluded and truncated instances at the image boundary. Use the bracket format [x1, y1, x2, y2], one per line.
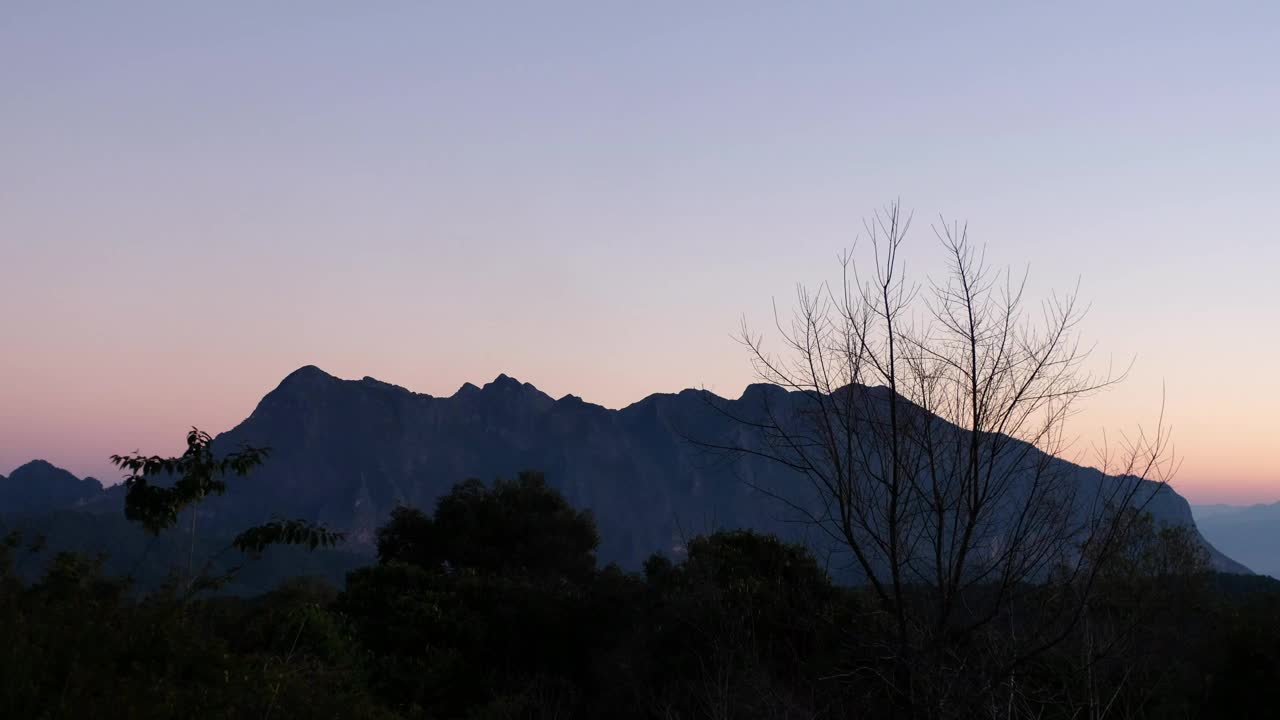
[2, 2, 1277, 503]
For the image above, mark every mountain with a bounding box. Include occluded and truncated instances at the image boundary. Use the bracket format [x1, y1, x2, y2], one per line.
[0, 460, 103, 515]
[196, 366, 789, 566]
[2, 366, 1250, 581]
[0, 458, 360, 594]
[1194, 502, 1280, 579]
[1192, 503, 1249, 520]
[184, 366, 1252, 574]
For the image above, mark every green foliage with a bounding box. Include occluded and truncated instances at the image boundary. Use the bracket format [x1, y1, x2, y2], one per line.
[234, 516, 346, 554]
[375, 506, 436, 567]
[111, 428, 268, 535]
[351, 473, 619, 716]
[0, 543, 393, 719]
[109, 427, 344, 594]
[1090, 507, 1212, 582]
[631, 531, 863, 717]
[341, 561, 609, 716]
[5, 465, 1280, 719]
[379, 471, 599, 581]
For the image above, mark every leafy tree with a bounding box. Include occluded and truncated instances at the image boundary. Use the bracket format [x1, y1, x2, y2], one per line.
[111, 427, 343, 592]
[111, 428, 265, 535]
[3, 453, 1271, 719]
[375, 506, 437, 568]
[634, 531, 863, 717]
[0, 543, 394, 719]
[350, 472, 614, 716]
[379, 471, 599, 581]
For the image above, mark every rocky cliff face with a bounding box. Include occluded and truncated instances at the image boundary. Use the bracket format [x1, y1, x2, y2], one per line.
[202, 366, 783, 565]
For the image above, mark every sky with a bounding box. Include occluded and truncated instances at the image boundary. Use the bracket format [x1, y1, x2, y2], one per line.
[2, 2, 1277, 503]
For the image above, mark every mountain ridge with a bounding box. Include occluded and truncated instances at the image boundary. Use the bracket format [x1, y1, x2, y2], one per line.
[2, 366, 1251, 577]
[1193, 502, 1280, 578]
[0, 459, 104, 515]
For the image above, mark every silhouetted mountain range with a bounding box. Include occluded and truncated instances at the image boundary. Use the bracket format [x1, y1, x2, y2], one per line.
[1, 366, 1250, 581]
[0, 460, 102, 515]
[1194, 503, 1280, 579]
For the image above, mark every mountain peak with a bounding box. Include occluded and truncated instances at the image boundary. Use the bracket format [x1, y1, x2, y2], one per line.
[270, 365, 343, 396]
[482, 373, 545, 395]
[474, 373, 555, 410]
[283, 365, 336, 383]
[359, 376, 418, 396]
[738, 383, 790, 403]
[12, 458, 60, 474]
[1, 459, 104, 513]
[9, 459, 101, 490]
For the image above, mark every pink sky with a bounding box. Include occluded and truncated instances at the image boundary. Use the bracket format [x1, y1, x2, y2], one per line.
[2, 4, 1277, 504]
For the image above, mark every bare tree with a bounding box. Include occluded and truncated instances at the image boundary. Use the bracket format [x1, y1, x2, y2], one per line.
[706, 201, 1177, 718]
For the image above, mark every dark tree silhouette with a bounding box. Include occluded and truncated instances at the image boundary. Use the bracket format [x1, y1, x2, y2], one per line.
[111, 427, 343, 592]
[708, 202, 1178, 716]
[379, 471, 599, 581]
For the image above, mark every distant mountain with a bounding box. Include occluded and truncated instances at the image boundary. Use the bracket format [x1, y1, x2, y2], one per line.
[0, 460, 102, 515]
[0, 459, 359, 594]
[1194, 503, 1280, 579]
[2, 366, 1250, 583]
[1192, 504, 1250, 520]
